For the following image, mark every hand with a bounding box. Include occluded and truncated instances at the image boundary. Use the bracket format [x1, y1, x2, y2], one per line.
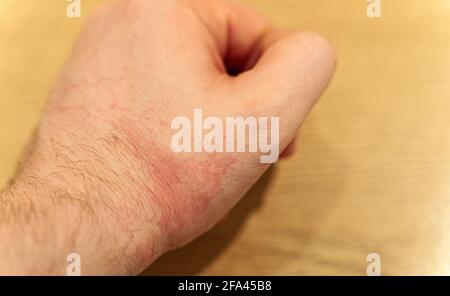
[0, 0, 335, 275]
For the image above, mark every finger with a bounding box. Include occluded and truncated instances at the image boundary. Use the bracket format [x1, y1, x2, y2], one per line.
[184, 0, 271, 74]
[233, 30, 336, 150]
[280, 138, 296, 159]
[217, 212, 230, 225]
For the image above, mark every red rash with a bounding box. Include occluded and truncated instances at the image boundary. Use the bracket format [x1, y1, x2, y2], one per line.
[115, 116, 237, 247]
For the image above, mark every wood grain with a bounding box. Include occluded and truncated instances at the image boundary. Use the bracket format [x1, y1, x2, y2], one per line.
[1, 0, 449, 275]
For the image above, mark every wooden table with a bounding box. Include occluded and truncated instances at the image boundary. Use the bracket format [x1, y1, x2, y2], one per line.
[1, 0, 449, 275]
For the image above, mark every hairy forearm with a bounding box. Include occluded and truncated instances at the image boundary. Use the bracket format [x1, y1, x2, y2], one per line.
[0, 109, 172, 275]
[0, 140, 161, 275]
[0, 177, 118, 275]
[0, 181, 71, 274]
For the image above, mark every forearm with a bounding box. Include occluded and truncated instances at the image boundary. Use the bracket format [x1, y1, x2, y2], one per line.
[0, 181, 70, 274]
[0, 177, 116, 275]
[0, 158, 160, 275]
[0, 108, 172, 275]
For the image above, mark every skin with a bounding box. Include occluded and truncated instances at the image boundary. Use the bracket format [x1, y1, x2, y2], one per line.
[0, 0, 335, 275]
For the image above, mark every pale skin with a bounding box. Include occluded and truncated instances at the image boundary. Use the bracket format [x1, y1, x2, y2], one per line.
[0, 0, 335, 275]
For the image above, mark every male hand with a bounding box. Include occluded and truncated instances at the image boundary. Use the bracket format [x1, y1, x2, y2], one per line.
[0, 0, 335, 275]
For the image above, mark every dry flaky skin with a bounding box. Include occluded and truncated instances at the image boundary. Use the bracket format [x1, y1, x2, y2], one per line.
[0, 0, 335, 275]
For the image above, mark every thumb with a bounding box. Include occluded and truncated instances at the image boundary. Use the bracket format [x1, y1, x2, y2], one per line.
[233, 30, 336, 150]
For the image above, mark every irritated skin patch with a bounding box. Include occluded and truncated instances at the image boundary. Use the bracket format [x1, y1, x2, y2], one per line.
[115, 116, 238, 249]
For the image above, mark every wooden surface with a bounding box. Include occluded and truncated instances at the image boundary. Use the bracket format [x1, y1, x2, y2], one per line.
[1, 0, 450, 275]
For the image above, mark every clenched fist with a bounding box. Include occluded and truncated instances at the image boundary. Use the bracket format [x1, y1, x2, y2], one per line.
[0, 0, 335, 275]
